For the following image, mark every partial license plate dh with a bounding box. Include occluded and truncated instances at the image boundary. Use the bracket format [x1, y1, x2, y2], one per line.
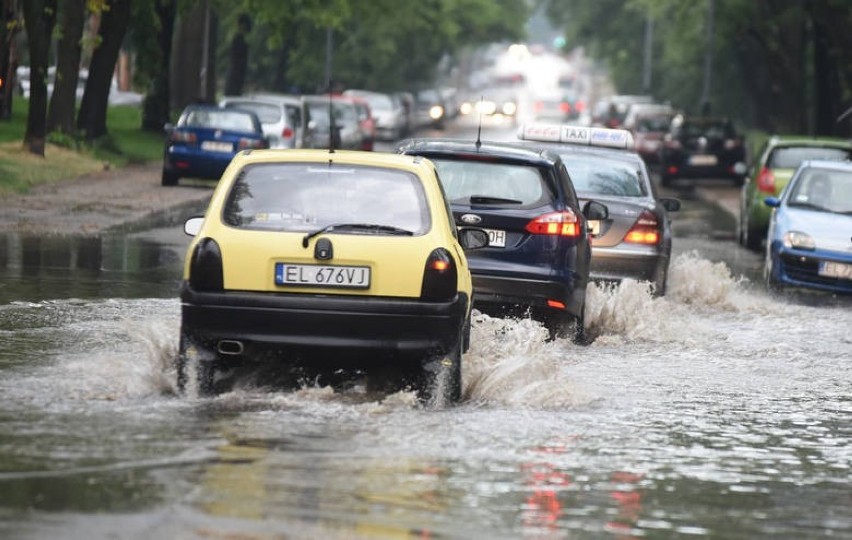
[819, 261, 852, 280]
[483, 228, 506, 248]
[201, 140, 233, 153]
[275, 263, 370, 288]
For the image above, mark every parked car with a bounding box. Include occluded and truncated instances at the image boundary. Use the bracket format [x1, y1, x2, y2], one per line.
[738, 136, 852, 251]
[398, 138, 609, 342]
[344, 89, 407, 141]
[300, 95, 364, 150]
[178, 149, 488, 403]
[517, 124, 681, 295]
[763, 159, 852, 295]
[161, 104, 268, 186]
[220, 93, 311, 149]
[659, 114, 747, 187]
[622, 103, 677, 167]
[344, 94, 375, 151]
[592, 95, 654, 128]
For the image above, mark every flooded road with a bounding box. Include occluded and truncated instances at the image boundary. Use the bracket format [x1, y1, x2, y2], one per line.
[1, 201, 850, 540]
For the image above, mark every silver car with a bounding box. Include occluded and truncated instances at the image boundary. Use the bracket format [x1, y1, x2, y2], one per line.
[343, 89, 407, 141]
[300, 95, 364, 150]
[220, 94, 311, 149]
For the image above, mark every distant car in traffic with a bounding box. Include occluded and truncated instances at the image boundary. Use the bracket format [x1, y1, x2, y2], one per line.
[177, 149, 488, 403]
[592, 94, 654, 128]
[518, 124, 681, 295]
[530, 90, 586, 123]
[398, 138, 609, 342]
[738, 136, 852, 251]
[300, 95, 365, 150]
[659, 114, 747, 187]
[413, 89, 447, 130]
[161, 105, 268, 186]
[458, 88, 519, 122]
[622, 103, 677, 168]
[343, 89, 407, 141]
[763, 159, 852, 295]
[220, 93, 311, 149]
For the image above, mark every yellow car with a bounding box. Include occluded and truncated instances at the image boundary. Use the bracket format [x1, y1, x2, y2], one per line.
[178, 149, 487, 404]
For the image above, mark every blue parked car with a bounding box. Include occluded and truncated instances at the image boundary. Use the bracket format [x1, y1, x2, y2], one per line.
[398, 138, 609, 342]
[162, 104, 268, 186]
[764, 159, 852, 294]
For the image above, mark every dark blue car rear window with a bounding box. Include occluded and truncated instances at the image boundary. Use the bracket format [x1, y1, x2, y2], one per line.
[431, 159, 554, 208]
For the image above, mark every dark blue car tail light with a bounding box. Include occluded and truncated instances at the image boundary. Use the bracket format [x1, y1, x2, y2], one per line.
[189, 238, 224, 291]
[525, 210, 581, 237]
[238, 137, 268, 150]
[170, 130, 197, 144]
[420, 248, 458, 301]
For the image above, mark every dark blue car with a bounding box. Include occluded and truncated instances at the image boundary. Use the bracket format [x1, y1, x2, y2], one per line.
[162, 105, 268, 186]
[398, 139, 608, 341]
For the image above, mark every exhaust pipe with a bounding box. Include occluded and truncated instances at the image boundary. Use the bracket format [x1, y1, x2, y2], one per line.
[217, 340, 244, 356]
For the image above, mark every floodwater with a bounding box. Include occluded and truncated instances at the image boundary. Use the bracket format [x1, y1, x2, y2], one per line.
[0, 217, 850, 539]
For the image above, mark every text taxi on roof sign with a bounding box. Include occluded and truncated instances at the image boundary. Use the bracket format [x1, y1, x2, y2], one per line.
[517, 123, 635, 150]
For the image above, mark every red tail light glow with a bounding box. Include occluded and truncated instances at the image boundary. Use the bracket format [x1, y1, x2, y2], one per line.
[756, 166, 775, 194]
[526, 211, 580, 237]
[547, 299, 566, 309]
[170, 130, 197, 143]
[282, 127, 294, 139]
[559, 102, 571, 114]
[624, 211, 660, 245]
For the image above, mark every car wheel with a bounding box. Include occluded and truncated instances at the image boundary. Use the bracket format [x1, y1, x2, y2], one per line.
[415, 327, 463, 407]
[763, 251, 783, 293]
[544, 308, 586, 344]
[742, 213, 763, 252]
[162, 169, 179, 187]
[651, 263, 668, 297]
[176, 333, 217, 397]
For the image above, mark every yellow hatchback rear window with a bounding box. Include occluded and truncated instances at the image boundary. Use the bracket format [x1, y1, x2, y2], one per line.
[222, 163, 431, 235]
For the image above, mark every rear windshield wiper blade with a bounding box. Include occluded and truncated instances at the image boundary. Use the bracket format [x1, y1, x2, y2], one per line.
[468, 195, 524, 205]
[302, 223, 413, 247]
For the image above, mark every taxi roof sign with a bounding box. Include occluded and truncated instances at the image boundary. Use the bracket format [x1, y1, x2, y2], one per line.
[518, 123, 634, 150]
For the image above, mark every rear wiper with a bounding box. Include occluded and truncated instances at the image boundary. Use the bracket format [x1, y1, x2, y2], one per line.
[469, 195, 524, 205]
[302, 223, 413, 247]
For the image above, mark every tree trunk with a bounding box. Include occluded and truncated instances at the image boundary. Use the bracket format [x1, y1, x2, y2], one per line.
[0, 0, 21, 121]
[47, 0, 86, 135]
[77, 0, 131, 140]
[22, 0, 57, 156]
[141, 0, 176, 132]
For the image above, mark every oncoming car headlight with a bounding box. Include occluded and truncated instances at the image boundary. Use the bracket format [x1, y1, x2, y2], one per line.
[783, 231, 815, 250]
[502, 101, 517, 115]
[429, 105, 445, 120]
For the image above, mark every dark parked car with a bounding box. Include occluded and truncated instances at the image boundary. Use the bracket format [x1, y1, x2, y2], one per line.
[517, 124, 681, 295]
[162, 105, 268, 186]
[398, 138, 608, 342]
[660, 114, 747, 187]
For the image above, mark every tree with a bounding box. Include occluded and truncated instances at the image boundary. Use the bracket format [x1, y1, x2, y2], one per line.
[22, 0, 57, 156]
[134, 0, 177, 132]
[223, 12, 250, 96]
[47, 0, 86, 135]
[0, 0, 21, 121]
[77, 0, 131, 140]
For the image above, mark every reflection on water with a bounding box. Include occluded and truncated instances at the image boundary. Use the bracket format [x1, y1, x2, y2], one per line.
[1, 235, 851, 539]
[0, 231, 188, 303]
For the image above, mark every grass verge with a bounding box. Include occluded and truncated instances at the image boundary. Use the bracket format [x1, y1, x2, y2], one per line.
[0, 100, 165, 195]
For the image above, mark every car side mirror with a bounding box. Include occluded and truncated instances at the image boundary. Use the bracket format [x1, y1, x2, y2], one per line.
[660, 197, 681, 212]
[184, 216, 204, 236]
[582, 200, 609, 221]
[458, 228, 489, 250]
[764, 197, 780, 208]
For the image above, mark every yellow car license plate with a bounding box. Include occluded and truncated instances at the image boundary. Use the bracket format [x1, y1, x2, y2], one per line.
[275, 263, 370, 288]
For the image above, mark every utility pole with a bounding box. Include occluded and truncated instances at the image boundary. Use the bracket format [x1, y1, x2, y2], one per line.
[700, 0, 715, 114]
[200, 0, 210, 101]
[324, 27, 333, 92]
[642, 14, 653, 94]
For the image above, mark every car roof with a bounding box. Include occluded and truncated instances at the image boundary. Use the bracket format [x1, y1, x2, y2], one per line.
[767, 135, 852, 148]
[397, 138, 561, 168]
[229, 148, 433, 172]
[797, 159, 852, 172]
